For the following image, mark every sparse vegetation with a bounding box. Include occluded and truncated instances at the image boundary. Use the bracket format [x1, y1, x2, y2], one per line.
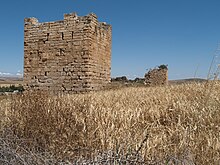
[158, 64, 168, 70]
[0, 81, 220, 164]
[0, 85, 24, 93]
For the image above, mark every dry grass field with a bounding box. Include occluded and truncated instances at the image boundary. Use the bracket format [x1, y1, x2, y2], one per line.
[0, 81, 220, 164]
[0, 77, 23, 87]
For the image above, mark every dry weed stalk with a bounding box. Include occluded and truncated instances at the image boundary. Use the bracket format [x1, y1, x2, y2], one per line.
[0, 82, 220, 164]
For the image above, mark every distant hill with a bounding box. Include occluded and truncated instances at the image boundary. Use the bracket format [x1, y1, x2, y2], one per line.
[169, 78, 207, 85]
[0, 76, 23, 81]
[0, 76, 23, 86]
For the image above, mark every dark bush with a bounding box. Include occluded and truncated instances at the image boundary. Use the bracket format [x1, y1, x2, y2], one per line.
[0, 85, 24, 93]
[158, 64, 168, 70]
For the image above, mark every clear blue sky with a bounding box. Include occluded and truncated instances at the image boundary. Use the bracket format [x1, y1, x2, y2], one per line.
[0, 0, 220, 79]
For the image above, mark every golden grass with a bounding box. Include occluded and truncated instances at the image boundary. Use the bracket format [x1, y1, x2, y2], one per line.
[0, 82, 220, 164]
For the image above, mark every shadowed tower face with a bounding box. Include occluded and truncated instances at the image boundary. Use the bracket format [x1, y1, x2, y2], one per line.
[23, 13, 112, 93]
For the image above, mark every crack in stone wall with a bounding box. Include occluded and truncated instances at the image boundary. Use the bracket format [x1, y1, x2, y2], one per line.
[24, 13, 112, 93]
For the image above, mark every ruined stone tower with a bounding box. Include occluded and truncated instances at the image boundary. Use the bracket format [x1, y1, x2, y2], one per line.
[144, 66, 168, 86]
[24, 13, 111, 93]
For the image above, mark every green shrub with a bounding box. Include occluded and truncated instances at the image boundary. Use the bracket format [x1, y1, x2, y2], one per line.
[0, 85, 24, 93]
[158, 64, 168, 70]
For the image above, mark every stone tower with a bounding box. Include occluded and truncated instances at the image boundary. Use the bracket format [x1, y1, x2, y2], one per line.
[24, 13, 112, 93]
[144, 66, 168, 86]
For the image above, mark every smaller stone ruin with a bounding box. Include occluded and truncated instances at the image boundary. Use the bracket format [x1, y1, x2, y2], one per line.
[144, 65, 168, 86]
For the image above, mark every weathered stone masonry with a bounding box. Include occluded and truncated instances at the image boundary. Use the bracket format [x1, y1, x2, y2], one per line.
[24, 13, 112, 93]
[144, 68, 168, 86]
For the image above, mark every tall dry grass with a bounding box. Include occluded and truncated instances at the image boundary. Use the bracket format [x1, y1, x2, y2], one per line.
[0, 81, 220, 164]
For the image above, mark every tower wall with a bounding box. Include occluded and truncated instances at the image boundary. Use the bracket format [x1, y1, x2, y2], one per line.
[24, 13, 111, 93]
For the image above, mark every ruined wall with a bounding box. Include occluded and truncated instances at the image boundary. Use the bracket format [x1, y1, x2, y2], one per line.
[144, 68, 168, 86]
[24, 13, 111, 93]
